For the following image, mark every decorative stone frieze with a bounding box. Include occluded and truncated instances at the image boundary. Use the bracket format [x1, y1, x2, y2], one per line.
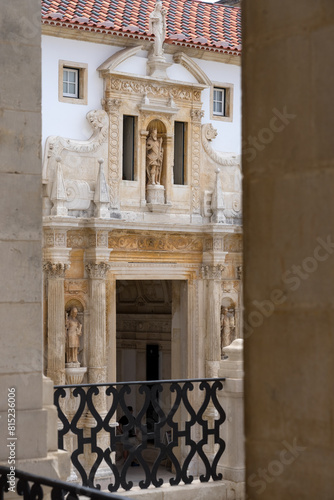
[64, 280, 89, 295]
[108, 232, 203, 252]
[86, 230, 112, 263]
[213, 236, 225, 250]
[117, 316, 171, 333]
[67, 230, 87, 249]
[44, 229, 67, 248]
[88, 230, 109, 248]
[85, 262, 110, 279]
[201, 264, 225, 280]
[222, 280, 240, 294]
[108, 77, 201, 102]
[224, 234, 243, 252]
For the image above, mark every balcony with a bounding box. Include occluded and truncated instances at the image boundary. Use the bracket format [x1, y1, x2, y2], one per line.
[53, 340, 244, 498]
[54, 378, 225, 491]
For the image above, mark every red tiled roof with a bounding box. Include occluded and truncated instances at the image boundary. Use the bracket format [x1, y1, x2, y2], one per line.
[41, 0, 241, 54]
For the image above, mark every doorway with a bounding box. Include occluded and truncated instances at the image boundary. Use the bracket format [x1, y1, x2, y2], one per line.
[116, 279, 172, 384]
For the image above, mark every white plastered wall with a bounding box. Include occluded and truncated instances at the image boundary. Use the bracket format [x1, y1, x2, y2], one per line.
[42, 35, 241, 155]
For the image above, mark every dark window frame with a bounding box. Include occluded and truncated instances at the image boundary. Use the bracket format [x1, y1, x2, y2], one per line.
[173, 121, 187, 185]
[122, 115, 136, 181]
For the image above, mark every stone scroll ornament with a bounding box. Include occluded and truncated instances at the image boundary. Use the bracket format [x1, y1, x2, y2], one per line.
[201, 123, 240, 166]
[149, 0, 167, 58]
[42, 110, 109, 183]
[146, 129, 164, 185]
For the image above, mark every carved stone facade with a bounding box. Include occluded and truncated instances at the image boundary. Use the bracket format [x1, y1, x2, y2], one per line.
[42, 31, 242, 399]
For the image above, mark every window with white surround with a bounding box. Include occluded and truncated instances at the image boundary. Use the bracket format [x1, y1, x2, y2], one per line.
[213, 88, 226, 116]
[63, 68, 79, 98]
[58, 60, 88, 105]
[211, 83, 233, 122]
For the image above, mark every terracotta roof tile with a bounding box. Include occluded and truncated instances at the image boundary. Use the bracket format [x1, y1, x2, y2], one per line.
[41, 0, 241, 53]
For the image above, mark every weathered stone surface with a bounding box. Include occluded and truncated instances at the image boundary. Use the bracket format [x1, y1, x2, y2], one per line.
[243, 0, 334, 497]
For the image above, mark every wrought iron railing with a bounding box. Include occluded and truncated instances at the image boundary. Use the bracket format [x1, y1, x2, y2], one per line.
[0, 465, 128, 500]
[54, 378, 226, 492]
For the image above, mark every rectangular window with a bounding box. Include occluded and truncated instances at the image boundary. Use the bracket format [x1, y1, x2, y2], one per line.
[63, 68, 79, 98]
[59, 61, 88, 105]
[211, 83, 233, 122]
[173, 121, 186, 185]
[122, 115, 135, 181]
[213, 88, 226, 116]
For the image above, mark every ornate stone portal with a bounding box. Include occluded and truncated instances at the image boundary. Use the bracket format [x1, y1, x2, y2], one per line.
[42, 12, 243, 484]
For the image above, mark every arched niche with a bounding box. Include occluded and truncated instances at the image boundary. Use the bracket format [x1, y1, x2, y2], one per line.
[65, 299, 85, 366]
[146, 119, 167, 188]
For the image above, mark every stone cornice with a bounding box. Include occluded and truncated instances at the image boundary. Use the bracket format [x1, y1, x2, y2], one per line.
[43, 217, 243, 235]
[41, 25, 241, 66]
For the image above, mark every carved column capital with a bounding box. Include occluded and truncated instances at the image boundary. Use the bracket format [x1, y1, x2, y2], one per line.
[43, 261, 69, 278]
[102, 97, 121, 114]
[85, 261, 110, 279]
[201, 264, 225, 280]
[190, 109, 205, 123]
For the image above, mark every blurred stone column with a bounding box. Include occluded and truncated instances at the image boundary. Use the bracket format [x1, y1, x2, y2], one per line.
[43, 229, 71, 386]
[218, 339, 244, 498]
[44, 262, 69, 385]
[243, 1, 334, 498]
[201, 264, 224, 369]
[86, 261, 110, 392]
[85, 256, 112, 482]
[0, 0, 69, 479]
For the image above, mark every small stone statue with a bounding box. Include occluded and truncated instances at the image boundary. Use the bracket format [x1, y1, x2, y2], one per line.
[149, 0, 167, 58]
[221, 306, 236, 356]
[65, 307, 82, 364]
[146, 129, 163, 185]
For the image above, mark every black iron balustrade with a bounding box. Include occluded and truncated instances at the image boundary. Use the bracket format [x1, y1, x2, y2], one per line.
[0, 465, 128, 500]
[54, 378, 226, 492]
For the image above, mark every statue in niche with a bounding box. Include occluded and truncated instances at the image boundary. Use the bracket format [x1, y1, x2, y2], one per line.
[146, 128, 164, 185]
[65, 307, 83, 364]
[149, 0, 167, 58]
[220, 306, 236, 356]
